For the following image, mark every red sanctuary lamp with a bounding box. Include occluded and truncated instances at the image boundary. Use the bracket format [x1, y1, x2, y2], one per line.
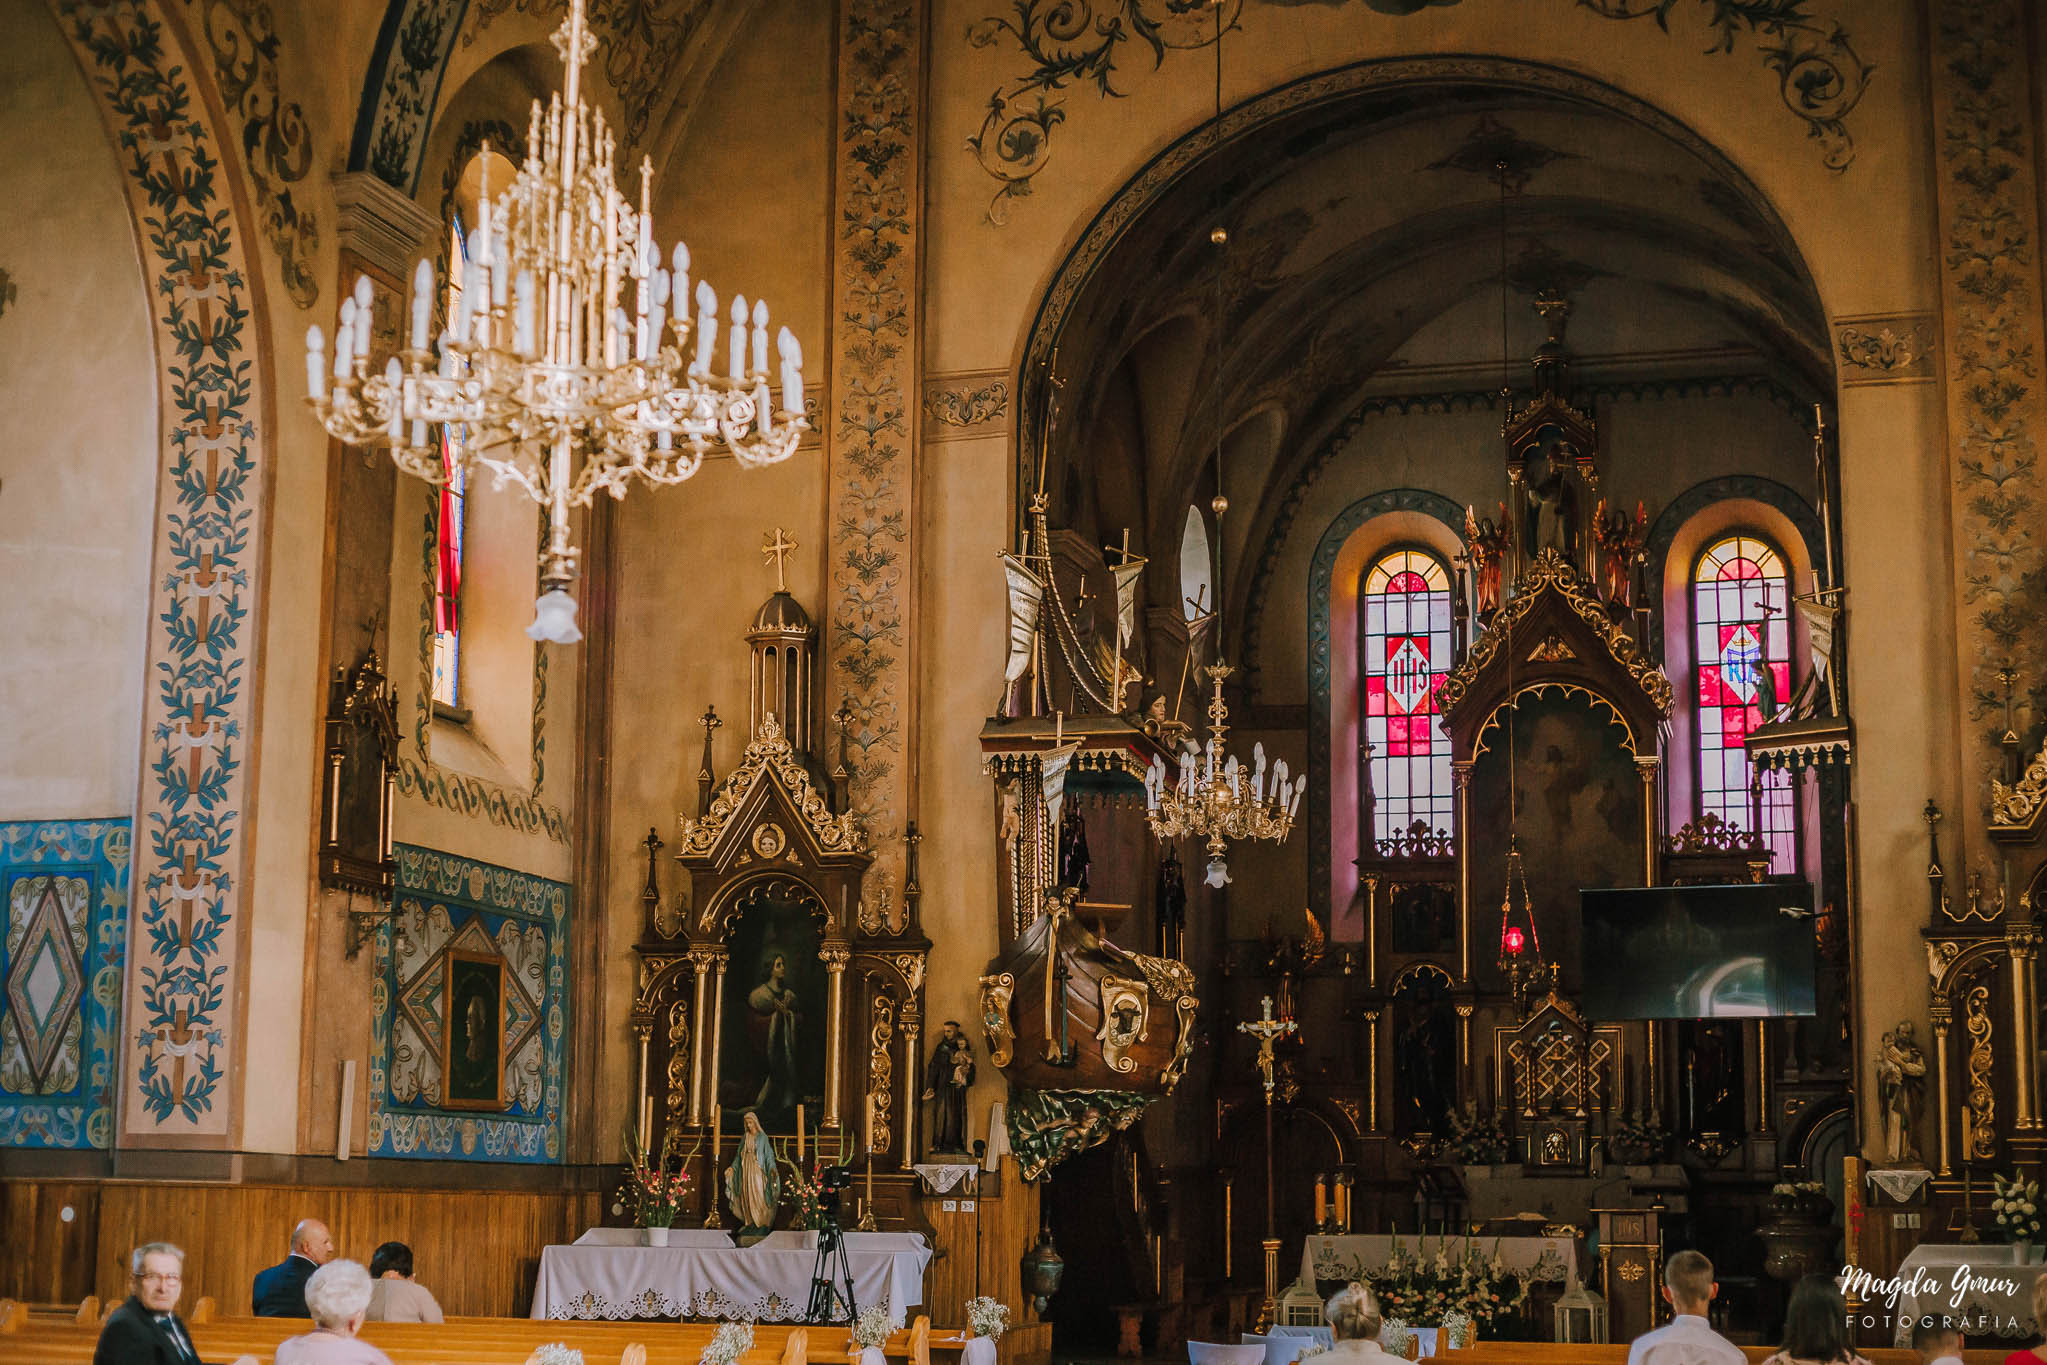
[1497, 833, 1552, 1010]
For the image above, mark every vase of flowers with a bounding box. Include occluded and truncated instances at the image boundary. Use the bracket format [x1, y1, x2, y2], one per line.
[1993, 1173, 2042, 1258]
[621, 1127, 690, 1244]
[1442, 1102, 1510, 1165]
[784, 1157, 840, 1231]
[702, 1322, 755, 1365]
[1606, 1111, 1667, 1166]
[1366, 1236, 1529, 1339]
[964, 1297, 1007, 1365]
[1379, 1320, 1414, 1361]
[851, 1305, 892, 1365]
[1439, 1310, 1474, 1349]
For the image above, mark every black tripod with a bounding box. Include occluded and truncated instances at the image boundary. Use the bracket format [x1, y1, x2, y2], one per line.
[806, 1215, 859, 1324]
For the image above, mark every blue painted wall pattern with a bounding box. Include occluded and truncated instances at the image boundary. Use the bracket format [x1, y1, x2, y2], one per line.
[48, 0, 269, 1141]
[0, 821, 130, 1149]
[368, 844, 567, 1161]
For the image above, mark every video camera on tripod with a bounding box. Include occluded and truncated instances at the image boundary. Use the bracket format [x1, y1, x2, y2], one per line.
[807, 1162, 859, 1323]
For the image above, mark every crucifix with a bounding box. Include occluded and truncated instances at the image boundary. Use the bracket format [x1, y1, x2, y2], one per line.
[762, 527, 797, 592]
[1239, 995, 1296, 1330]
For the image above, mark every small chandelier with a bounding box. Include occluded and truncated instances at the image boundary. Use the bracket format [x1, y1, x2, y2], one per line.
[1145, 663, 1305, 888]
[1496, 832, 1554, 1008]
[306, 0, 807, 643]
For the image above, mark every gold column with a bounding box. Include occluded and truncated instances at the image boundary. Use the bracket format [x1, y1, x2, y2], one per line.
[1362, 1010, 1380, 1133]
[634, 1016, 655, 1142]
[1932, 1004, 1952, 1177]
[2009, 928, 2040, 1129]
[1755, 1023, 1772, 1137]
[823, 946, 850, 1128]
[1453, 762, 1474, 984]
[687, 946, 717, 1125]
[1635, 757, 1660, 885]
[900, 1003, 922, 1166]
[1646, 1023, 1659, 1115]
[1456, 1002, 1474, 1107]
[1365, 873, 1380, 989]
[707, 951, 730, 1122]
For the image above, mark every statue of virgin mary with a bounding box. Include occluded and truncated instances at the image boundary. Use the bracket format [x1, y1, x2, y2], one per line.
[724, 1109, 781, 1232]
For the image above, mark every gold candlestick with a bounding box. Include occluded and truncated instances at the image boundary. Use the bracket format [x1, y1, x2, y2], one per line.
[857, 1151, 879, 1231]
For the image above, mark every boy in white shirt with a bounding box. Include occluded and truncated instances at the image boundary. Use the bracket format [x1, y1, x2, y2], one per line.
[1625, 1249, 1746, 1365]
[1909, 1318, 1964, 1365]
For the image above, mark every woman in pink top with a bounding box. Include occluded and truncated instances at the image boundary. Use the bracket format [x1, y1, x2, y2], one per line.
[274, 1260, 396, 1365]
[365, 1242, 444, 1323]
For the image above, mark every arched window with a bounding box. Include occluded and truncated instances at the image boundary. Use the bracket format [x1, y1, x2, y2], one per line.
[1361, 549, 1454, 841]
[430, 211, 470, 709]
[1691, 533, 1795, 865]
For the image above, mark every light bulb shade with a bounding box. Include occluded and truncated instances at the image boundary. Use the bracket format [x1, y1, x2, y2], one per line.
[1502, 924, 1526, 957]
[1204, 857, 1231, 889]
[526, 588, 584, 643]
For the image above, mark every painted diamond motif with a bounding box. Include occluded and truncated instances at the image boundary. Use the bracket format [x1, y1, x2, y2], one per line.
[1719, 624, 1762, 702]
[1386, 637, 1433, 714]
[5, 876, 87, 1094]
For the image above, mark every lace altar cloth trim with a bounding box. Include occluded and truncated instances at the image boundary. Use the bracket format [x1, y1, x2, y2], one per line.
[913, 1163, 980, 1193]
[531, 1242, 929, 1322]
[1865, 1167, 1933, 1203]
[1886, 1246, 2043, 1347]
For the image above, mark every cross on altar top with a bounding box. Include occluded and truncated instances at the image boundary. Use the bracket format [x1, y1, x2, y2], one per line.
[762, 527, 797, 592]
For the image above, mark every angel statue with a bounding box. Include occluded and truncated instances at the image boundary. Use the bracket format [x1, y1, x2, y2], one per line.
[1594, 499, 1648, 607]
[1464, 505, 1508, 617]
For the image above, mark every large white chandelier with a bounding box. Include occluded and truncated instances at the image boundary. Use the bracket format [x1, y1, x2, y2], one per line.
[1145, 662, 1305, 888]
[306, 0, 807, 642]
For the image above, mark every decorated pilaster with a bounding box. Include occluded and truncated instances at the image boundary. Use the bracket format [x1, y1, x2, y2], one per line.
[823, 0, 926, 906]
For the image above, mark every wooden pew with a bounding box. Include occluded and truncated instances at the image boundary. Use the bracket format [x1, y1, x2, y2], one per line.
[1425, 1341, 2012, 1364]
[0, 1301, 954, 1365]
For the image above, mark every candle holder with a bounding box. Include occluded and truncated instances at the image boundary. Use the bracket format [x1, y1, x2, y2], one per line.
[856, 1152, 879, 1230]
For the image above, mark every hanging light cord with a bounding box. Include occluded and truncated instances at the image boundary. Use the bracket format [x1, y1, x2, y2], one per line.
[1497, 158, 1518, 832]
[1209, 4, 1227, 647]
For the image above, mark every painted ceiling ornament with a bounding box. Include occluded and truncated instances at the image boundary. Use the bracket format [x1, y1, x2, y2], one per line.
[1425, 112, 1577, 191]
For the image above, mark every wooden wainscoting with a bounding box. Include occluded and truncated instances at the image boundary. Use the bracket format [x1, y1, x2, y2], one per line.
[0, 1179, 602, 1318]
[916, 1160, 1048, 1365]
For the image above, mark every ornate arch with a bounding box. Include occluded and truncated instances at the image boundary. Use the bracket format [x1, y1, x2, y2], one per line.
[699, 871, 834, 943]
[1304, 489, 1465, 921]
[47, 0, 277, 1145]
[1013, 55, 1820, 535]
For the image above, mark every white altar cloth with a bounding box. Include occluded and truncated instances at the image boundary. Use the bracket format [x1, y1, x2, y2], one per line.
[533, 1230, 930, 1322]
[573, 1228, 735, 1248]
[1299, 1234, 1576, 1288]
[1885, 1243, 2045, 1346]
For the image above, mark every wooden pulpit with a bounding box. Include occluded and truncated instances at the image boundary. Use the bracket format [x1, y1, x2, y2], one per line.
[1596, 1205, 1664, 1344]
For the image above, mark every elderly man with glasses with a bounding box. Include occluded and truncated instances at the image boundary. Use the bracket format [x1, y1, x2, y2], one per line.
[95, 1242, 257, 1365]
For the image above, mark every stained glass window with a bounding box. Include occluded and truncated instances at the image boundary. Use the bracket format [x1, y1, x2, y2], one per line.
[431, 214, 469, 709]
[1362, 549, 1454, 843]
[1692, 533, 1795, 866]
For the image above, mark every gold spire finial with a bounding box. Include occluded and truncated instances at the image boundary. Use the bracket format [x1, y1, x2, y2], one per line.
[762, 527, 797, 592]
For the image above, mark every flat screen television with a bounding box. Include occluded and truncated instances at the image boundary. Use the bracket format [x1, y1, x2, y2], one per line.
[1579, 882, 1818, 1020]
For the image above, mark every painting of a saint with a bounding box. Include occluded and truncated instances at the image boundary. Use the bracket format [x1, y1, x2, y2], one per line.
[719, 887, 827, 1131]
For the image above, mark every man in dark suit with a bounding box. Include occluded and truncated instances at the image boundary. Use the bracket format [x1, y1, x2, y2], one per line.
[251, 1217, 334, 1317]
[96, 1242, 255, 1365]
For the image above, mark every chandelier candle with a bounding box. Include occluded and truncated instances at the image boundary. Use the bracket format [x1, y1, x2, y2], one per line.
[306, 0, 808, 643]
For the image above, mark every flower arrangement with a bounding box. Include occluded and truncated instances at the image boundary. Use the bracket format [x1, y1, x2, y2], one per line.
[702, 1322, 755, 1365]
[1606, 1111, 1667, 1164]
[851, 1306, 893, 1350]
[526, 1346, 585, 1365]
[1442, 1102, 1510, 1164]
[965, 1297, 1010, 1340]
[1379, 1320, 1414, 1359]
[1768, 1180, 1830, 1222]
[1993, 1172, 2042, 1243]
[621, 1127, 691, 1228]
[1439, 1310, 1473, 1349]
[783, 1157, 840, 1230]
[1293, 1345, 1327, 1360]
[1365, 1236, 1530, 1337]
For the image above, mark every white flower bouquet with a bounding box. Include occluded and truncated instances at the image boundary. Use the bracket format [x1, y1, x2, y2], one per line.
[527, 1347, 585, 1365]
[702, 1322, 756, 1365]
[1440, 1310, 1474, 1349]
[965, 1296, 1010, 1339]
[1993, 1172, 2043, 1242]
[1379, 1319, 1414, 1360]
[852, 1306, 893, 1350]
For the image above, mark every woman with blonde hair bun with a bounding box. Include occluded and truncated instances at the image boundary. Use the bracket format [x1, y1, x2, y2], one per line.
[1324, 1282, 1390, 1358]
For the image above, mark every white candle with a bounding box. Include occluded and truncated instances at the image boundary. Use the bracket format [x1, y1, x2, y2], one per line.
[383, 358, 403, 441]
[514, 270, 535, 357]
[410, 259, 432, 349]
[751, 299, 768, 377]
[353, 273, 373, 315]
[692, 281, 717, 377]
[796, 1104, 806, 1162]
[777, 327, 802, 416]
[728, 295, 748, 380]
[712, 1103, 722, 1160]
[306, 325, 326, 399]
[671, 242, 690, 316]
[333, 301, 355, 378]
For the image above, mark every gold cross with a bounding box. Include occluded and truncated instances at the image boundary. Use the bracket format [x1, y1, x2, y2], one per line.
[762, 528, 797, 592]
